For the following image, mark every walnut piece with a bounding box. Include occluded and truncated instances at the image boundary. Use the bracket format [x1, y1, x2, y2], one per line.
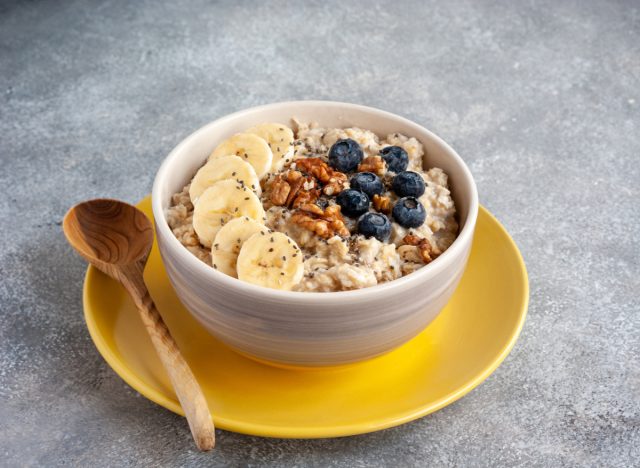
[372, 194, 391, 214]
[295, 157, 348, 196]
[298, 203, 324, 217]
[291, 203, 350, 238]
[270, 170, 319, 208]
[402, 234, 422, 246]
[323, 174, 348, 196]
[357, 155, 386, 175]
[269, 175, 291, 206]
[402, 234, 439, 263]
[290, 187, 319, 207]
[285, 171, 306, 206]
[397, 245, 423, 263]
[291, 211, 331, 238]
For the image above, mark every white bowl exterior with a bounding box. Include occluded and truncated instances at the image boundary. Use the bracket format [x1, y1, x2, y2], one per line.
[152, 101, 478, 366]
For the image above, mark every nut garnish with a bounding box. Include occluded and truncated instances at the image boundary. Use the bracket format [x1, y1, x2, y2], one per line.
[357, 155, 386, 175]
[291, 203, 350, 238]
[295, 157, 348, 196]
[284, 171, 307, 206]
[397, 245, 423, 263]
[402, 234, 439, 263]
[270, 170, 319, 208]
[270, 175, 291, 206]
[322, 175, 347, 196]
[372, 194, 391, 214]
[402, 234, 422, 246]
[290, 186, 319, 207]
[298, 203, 325, 217]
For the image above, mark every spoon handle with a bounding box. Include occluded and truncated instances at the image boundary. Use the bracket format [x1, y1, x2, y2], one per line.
[121, 266, 215, 451]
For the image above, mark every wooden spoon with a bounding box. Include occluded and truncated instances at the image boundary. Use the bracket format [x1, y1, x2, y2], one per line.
[63, 198, 215, 451]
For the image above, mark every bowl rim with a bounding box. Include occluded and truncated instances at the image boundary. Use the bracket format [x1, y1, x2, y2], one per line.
[152, 100, 478, 301]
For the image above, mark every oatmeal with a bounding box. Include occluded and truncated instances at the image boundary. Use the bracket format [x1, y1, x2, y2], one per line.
[166, 120, 458, 292]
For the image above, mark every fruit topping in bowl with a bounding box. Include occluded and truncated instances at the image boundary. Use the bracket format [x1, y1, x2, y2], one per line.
[166, 120, 459, 292]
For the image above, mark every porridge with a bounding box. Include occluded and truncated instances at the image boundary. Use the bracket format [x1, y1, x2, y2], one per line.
[166, 120, 458, 292]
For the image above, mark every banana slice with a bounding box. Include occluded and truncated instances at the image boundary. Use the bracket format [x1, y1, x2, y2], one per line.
[246, 123, 294, 172]
[189, 155, 261, 203]
[211, 216, 267, 277]
[192, 180, 266, 248]
[209, 133, 273, 180]
[236, 231, 304, 290]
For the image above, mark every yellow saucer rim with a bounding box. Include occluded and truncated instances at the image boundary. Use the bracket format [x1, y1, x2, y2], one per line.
[83, 203, 528, 438]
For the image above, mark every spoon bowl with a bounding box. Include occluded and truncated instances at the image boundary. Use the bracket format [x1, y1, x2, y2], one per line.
[63, 199, 153, 267]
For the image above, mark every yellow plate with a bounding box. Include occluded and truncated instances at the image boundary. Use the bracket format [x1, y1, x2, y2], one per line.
[83, 196, 528, 438]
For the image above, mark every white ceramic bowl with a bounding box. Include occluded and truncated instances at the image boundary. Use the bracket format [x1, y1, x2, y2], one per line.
[152, 101, 478, 367]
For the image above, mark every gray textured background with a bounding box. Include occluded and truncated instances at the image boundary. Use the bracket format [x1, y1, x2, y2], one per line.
[1, 0, 638, 466]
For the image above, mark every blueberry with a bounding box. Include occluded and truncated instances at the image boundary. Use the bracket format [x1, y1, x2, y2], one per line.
[349, 172, 383, 199]
[328, 138, 364, 173]
[392, 197, 426, 228]
[392, 171, 425, 198]
[380, 146, 408, 173]
[357, 212, 391, 241]
[336, 189, 370, 217]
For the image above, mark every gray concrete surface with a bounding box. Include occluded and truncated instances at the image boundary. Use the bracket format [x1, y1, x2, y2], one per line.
[1, 0, 638, 466]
